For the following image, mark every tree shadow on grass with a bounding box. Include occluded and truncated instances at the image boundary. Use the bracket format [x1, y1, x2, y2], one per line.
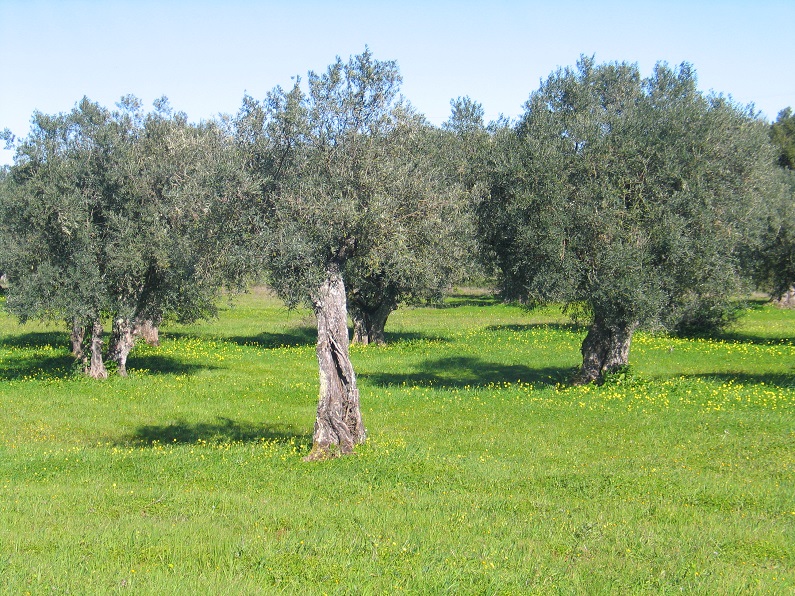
[485, 322, 585, 334]
[0, 352, 75, 381]
[495, 321, 795, 348]
[120, 417, 309, 448]
[0, 330, 68, 349]
[382, 331, 452, 344]
[0, 347, 212, 381]
[428, 293, 502, 309]
[126, 355, 213, 376]
[707, 331, 795, 347]
[0, 353, 211, 380]
[220, 327, 451, 349]
[0, 331, 76, 380]
[689, 372, 795, 389]
[163, 327, 317, 350]
[362, 355, 573, 390]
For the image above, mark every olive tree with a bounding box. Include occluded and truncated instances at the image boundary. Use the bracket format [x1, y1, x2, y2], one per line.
[749, 109, 795, 305]
[101, 98, 232, 374]
[751, 170, 795, 304]
[771, 107, 795, 170]
[235, 49, 467, 458]
[0, 100, 130, 377]
[0, 97, 226, 377]
[480, 57, 777, 383]
[345, 121, 474, 345]
[442, 96, 506, 281]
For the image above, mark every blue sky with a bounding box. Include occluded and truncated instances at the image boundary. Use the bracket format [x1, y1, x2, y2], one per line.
[1, 0, 793, 166]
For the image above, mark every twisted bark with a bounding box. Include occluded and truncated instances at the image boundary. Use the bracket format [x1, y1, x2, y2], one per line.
[305, 265, 366, 461]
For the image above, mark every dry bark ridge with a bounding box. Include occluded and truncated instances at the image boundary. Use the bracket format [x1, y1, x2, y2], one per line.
[107, 318, 136, 376]
[86, 321, 108, 379]
[70, 319, 85, 361]
[305, 265, 366, 461]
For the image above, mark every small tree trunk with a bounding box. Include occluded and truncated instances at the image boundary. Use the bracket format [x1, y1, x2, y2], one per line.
[573, 316, 636, 385]
[70, 318, 86, 361]
[774, 286, 795, 308]
[351, 309, 368, 345]
[135, 318, 160, 346]
[305, 265, 366, 461]
[350, 301, 394, 345]
[107, 317, 136, 377]
[86, 320, 108, 380]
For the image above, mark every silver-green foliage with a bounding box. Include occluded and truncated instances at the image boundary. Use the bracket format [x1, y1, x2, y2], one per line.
[481, 57, 777, 332]
[750, 168, 795, 300]
[234, 49, 472, 321]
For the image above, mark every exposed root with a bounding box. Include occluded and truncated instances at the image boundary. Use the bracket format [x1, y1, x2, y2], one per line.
[302, 441, 355, 462]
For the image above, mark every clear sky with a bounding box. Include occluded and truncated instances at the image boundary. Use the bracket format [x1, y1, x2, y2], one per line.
[1, 0, 793, 166]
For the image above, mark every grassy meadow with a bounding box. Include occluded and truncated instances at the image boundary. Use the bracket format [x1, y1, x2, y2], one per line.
[0, 288, 793, 594]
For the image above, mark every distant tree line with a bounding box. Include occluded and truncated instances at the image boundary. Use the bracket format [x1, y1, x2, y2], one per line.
[1, 50, 792, 457]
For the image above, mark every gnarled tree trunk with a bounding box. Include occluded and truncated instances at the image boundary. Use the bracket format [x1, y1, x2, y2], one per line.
[135, 318, 160, 346]
[107, 317, 136, 376]
[70, 318, 86, 361]
[86, 320, 108, 380]
[350, 300, 395, 345]
[573, 316, 637, 385]
[305, 265, 366, 461]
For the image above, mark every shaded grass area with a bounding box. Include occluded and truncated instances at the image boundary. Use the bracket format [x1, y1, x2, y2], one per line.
[122, 417, 309, 448]
[0, 291, 793, 593]
[363, 355, 572, 389]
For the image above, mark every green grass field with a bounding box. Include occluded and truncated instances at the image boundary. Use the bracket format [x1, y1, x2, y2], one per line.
[0, 289, 793, 594]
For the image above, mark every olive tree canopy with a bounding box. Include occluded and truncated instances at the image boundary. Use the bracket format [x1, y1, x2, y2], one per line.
[345, 119, 474, 345]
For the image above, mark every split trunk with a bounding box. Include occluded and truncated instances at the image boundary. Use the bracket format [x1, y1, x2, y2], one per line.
[135, 318, 160, 346]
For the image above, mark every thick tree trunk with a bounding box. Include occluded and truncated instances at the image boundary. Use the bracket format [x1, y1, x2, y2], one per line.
[305, 266, 366, 461]
[107, 317, 136, 376]
[86, 320, 108, 380]
[573, 316, 637, 385]
[350, 301, 394, 345]
[70, 318, 86, 361]
[135, 318, 160, 346]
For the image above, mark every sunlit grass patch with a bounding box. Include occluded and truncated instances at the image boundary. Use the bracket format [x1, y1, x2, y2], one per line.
[0, 292, 793, 593]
